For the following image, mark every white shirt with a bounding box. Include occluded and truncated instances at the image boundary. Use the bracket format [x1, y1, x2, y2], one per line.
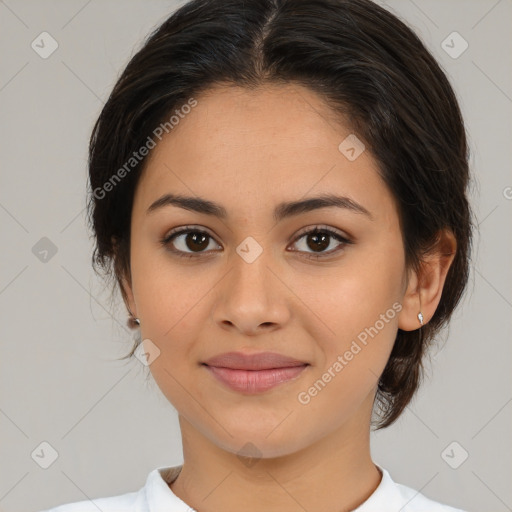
[40, 464, 466, 512]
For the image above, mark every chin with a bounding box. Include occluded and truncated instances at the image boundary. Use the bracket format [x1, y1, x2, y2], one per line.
[206, 418, 311, 461]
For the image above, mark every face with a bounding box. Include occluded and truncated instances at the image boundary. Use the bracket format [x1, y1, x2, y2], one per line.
[124, 83, 410, 458]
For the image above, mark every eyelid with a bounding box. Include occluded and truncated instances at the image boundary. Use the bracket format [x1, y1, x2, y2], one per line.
[163, 225, 219, 244]
[290, 224, 351, 244]
[287, 225, 353, 258]
[161, 225, 221, 258]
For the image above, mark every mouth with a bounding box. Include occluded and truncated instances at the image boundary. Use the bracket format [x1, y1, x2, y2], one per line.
[202, 351, 309, 394]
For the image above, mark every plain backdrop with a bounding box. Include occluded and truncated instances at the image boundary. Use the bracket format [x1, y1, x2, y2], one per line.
[0, 1, 511, 511]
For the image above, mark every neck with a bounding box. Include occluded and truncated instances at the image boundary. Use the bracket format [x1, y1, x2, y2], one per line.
[169, 404, 381, 512]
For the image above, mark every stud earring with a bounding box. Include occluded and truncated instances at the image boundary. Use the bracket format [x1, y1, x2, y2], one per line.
[418, 312, 424, 326]
[127, 309, 140, 328]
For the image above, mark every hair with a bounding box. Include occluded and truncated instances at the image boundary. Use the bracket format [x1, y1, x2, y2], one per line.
[87, 0, 474, 429]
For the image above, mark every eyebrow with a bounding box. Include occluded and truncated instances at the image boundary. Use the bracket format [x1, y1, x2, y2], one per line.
[147, 193, 374, 222]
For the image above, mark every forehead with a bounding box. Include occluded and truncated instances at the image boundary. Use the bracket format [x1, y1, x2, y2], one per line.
[171, 82, 349, 151]
[135, 83, 398, 224]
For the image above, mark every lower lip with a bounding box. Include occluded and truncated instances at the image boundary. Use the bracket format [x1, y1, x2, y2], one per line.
[204, 365, 308, 393]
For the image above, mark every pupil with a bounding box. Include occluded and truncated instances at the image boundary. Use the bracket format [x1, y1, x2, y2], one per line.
[308, 232, 329, 252]
[187, 232, 209, 251]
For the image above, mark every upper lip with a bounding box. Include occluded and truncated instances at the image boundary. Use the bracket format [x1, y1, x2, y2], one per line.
[203, 351, 308, 370]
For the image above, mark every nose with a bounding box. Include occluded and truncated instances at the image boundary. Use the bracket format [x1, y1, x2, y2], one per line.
[212, 247, 291, 336]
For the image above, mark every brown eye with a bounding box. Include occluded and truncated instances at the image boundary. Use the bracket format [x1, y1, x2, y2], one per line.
[305, 232, 330, 252]
[182, 231, 210, 252]
[290, 227, 352, 259]
[161, 227, 221, 258]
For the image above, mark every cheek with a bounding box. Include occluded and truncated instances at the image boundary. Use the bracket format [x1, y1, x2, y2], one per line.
[302, 237, 404, 388]
[302, 242, 404, 344]
[135, 269, 203, 411]
[131, 243, 208, 336]
[296, 294, 400, 427]
[130, 249, 215, 385]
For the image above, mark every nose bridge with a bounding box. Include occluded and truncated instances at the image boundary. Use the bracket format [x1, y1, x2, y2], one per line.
[226, 224, 271, 282]
[229, 239, 276, 306]
[213, 237, 288, 333]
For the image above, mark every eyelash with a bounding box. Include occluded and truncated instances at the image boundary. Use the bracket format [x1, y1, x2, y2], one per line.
[160, 225, 353, 261]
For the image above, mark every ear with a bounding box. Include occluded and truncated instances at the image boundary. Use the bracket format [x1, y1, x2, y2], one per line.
[398, 229, 457, 331]
[120, 272, 137, 320]
[112, 236, 138, 319]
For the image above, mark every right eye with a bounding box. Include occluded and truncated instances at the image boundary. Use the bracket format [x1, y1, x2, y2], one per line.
[160, 226, 221, 259]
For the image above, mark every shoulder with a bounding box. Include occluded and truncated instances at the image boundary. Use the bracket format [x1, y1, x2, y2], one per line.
[394, 481, 467, 511]
[356, 464, 467, 512]
[376, 466, 467, 512]
[37, 465, 184, 512]
[38, 490, 141, 512]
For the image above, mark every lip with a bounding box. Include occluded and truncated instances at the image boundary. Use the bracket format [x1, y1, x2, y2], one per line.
[203, 351, 309, 394]
[203, 351, 307, 370]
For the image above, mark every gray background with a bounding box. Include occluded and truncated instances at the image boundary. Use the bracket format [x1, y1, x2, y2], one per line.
[0, 1, 511, 511]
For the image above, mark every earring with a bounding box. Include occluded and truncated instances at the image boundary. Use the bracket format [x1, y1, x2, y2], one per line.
[418, 312, 424, 326]
[127, 308, 140, 327]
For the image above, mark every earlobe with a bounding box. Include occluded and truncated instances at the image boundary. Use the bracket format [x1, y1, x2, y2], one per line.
[397, 266, 422, 331]
[398, 229, 457, 331]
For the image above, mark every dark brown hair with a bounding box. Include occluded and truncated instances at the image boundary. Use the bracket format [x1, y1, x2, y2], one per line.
[87, 0, 474, 429]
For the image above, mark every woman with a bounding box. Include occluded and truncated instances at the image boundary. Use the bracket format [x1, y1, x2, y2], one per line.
[42, 0, 473, 510]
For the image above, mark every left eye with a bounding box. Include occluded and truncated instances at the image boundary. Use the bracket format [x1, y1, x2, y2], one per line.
[160, 226, 352, 259]
[291, 227, 352, 258]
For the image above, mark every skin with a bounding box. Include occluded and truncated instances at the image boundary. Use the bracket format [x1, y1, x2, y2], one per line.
[121, 83, 456, 512]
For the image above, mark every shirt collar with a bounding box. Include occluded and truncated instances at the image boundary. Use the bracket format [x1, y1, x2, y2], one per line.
[145, 464, 193, 511]
[143, 463, 404, 512]
[353, 464, 405, 511]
